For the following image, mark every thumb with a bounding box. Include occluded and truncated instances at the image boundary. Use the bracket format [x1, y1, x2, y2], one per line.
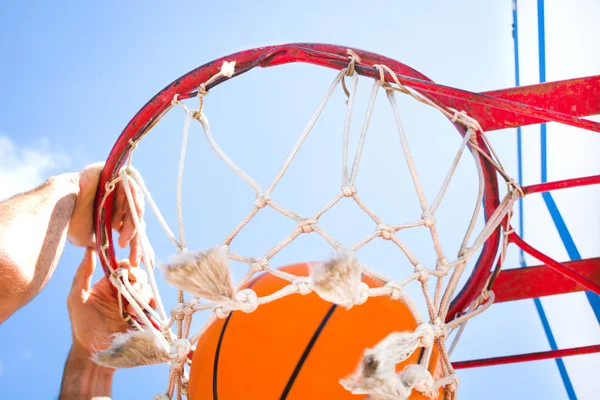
[71, 248, 97, 294]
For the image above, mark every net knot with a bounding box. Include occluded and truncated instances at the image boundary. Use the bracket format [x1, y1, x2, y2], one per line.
[435, 257, 449, 276]
[234, 289, 259, 313]
[181, 376, 189, 395]
[385, 281, 404, 300]
[414, 323, 438, 348]
[451, 108, 465, 123]
[341, 183, 357, 197]
[153, 394, 170, 400]
[421, 211, 436, 228]
[249, 257, 268, 272]
[480, 288, 491, 301]
[468, 128, 480, 145]
[254, 193, 271, 208]
[298, 218, 317, 233]
[414, 264, 429, 283]
[376, 224, 395, 240]
[431, 318, 448, 340]
[292, 277, 313, 295]
[214, 306, 231, 319]
[356, 282, 370, 305]
[191, 109, 204, 121]
[457, 248, 472, 266]
[507, 178, 525, 198]
[448, 108, 483, 132]
[182, 301, 195, 316]
[170, 304, 185, 321]
[446, 375, 460, 392]
[128, 138, 138, 150]
[160, 322, 172, 336]
[169, 338, 191, 364]
[105, 179, 117, 193]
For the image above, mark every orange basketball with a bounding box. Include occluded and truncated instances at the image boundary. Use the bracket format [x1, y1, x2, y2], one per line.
[188, 263, 444, 399]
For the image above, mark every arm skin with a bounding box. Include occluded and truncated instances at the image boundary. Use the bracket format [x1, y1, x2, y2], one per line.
[0, 162, 147, 324]
[59, 343, 114, 400]
[0, 173, 80, 323]
[0, 164, 150, 398]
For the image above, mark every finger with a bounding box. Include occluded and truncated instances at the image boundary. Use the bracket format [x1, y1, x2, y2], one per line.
[116, 177, 145, 229]
[111, 184, 128, 232]
[114, 219, 124, 235]
[126, 177, 145, 220]
[127, 265, 148, 285]
[71, 248, 97, 294]
[126, 303, 142, 319]
[125, 284, 156, 315]
[118, 258, 132, 270]
[118, 212, 136, 249]
[138, 234, 155, 268]
[143, 251, 155, 269]
[136, 283, 156, 309]
[144, 285, 157, 309]
[147, 237, 155, 267]
[128, 232, 141, 266]
[117, 259, 148, 285]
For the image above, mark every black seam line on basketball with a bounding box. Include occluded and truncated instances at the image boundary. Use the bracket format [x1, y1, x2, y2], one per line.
[417, 347, 425, 364]
[212, 312, 232, 400]
[279, 304, 338, 400]
[213, 274, 266, 400]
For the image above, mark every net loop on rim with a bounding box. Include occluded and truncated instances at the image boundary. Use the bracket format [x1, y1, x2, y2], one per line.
[96, 48, 526, 399]
[346, 49, 361, 75]
[341, 49, 362, 99]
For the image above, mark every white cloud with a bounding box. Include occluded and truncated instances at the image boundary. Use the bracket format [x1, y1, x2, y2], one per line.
[0, 135, 69, 201]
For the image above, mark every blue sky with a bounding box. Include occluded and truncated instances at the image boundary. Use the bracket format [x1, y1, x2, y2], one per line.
[1, 1, 598, 399]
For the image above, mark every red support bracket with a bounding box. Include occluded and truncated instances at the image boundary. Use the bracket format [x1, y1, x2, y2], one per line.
[453, 344, 600, 369]
[509, 233, 600, 295]
[522, 174, 600, 195]
[493, 257, 600, 303]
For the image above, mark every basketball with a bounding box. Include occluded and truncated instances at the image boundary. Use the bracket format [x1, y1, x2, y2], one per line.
[188, 263, 444, 399]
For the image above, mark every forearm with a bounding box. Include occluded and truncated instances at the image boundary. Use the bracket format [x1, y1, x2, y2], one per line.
[60, 344, 114, 400]
[0, 173, 79, 322]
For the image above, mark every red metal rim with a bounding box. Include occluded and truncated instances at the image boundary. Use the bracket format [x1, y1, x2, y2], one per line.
[93, 43, 600, 325]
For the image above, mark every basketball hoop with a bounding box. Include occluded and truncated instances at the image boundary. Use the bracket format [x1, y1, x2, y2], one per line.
[92, 44, 600, 399]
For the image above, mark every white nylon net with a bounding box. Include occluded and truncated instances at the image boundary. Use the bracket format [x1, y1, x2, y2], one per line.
[97, 52, 522, 400]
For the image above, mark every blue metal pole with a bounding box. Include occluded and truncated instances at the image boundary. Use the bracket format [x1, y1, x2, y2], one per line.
[513, 1, 578, 398]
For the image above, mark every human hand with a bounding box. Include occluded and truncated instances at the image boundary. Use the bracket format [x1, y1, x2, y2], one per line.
[67, 248, 156, 356]
[60, 249, 155, 399]
[67, 162, 152, 266]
